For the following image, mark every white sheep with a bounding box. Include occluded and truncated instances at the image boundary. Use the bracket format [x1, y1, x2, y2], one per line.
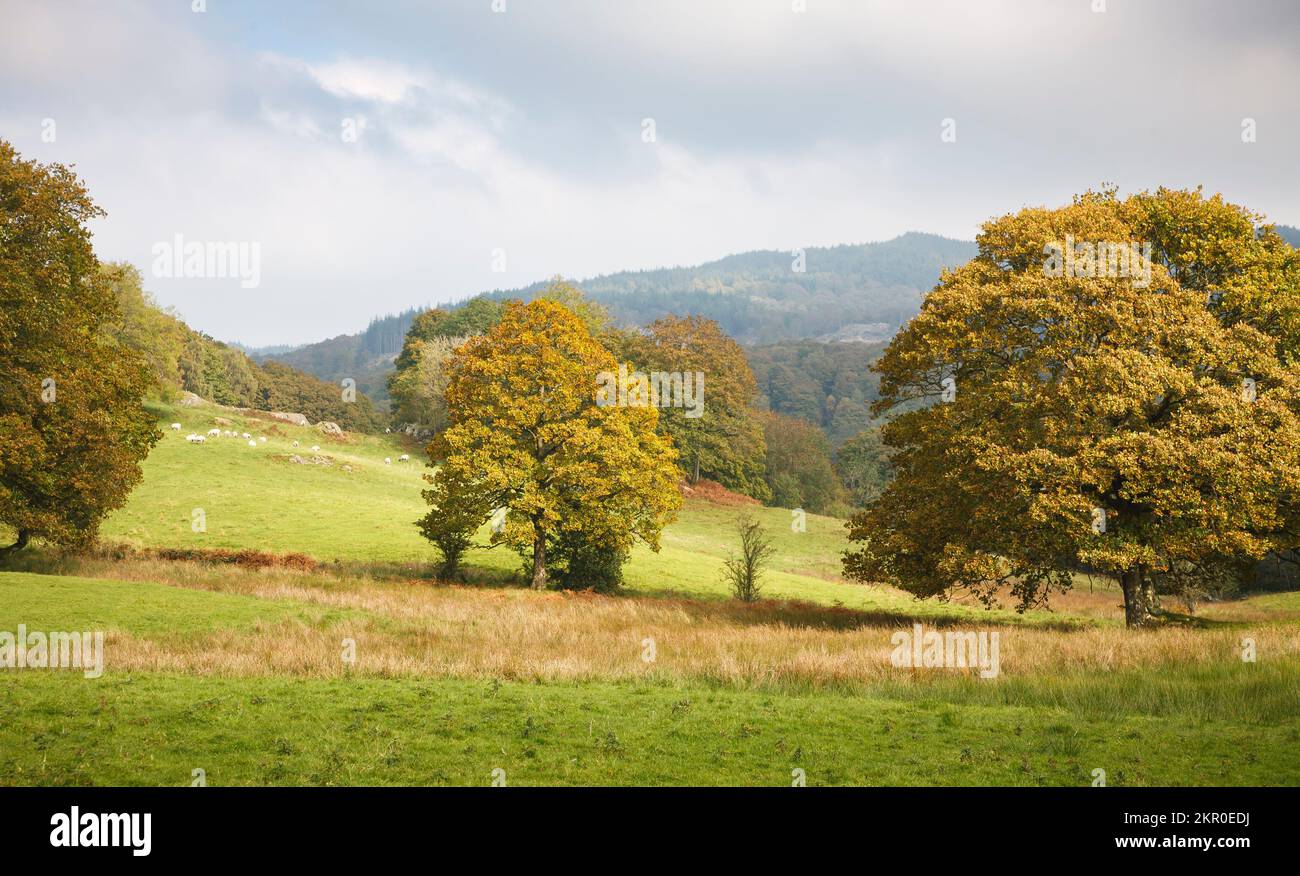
[292, 440, 299, 448]
[248, 440, 257, 448]
[186, 434, 205, 444]
[384, 457, 392, 465]
[170, 423, 182, 431]
[207, 428, 220, 436]
[310, 445, 320, 452]
[258, 436, 267, 443]
[242, 432, 251, 439]
[398, 454, 410, 462]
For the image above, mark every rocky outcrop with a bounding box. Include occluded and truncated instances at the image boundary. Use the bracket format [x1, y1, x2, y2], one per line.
[266, 411, 310, 426]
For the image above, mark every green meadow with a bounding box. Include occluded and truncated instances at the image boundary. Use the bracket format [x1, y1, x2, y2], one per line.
[97, 402, 1060, 622]
[3, 400, 1299, 786]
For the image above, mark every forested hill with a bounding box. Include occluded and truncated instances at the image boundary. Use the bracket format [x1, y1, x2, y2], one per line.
[254, 233, 976, 398]
[104, 264, 387, 432]
[248, 308, 426, 405]
[484, 232, 976, 344]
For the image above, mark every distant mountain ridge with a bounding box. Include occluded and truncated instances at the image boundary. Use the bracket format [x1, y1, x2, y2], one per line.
[248, 307, 427, 407]
[483, 231, 977, 345]
[254, 233, 977, 401]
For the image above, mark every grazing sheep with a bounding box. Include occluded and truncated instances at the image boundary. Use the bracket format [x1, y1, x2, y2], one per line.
[170, 423, 182, 431]
[207, 428, 220, 436]
[186, 434, 205, 444]
[292, 440, 299, 447]
[242, 432, 251, 439]
[258, 436, 266, 443]
[398, 454, 410, 462]
[384, 458, 392, 465]
[310, 445, 320, 452]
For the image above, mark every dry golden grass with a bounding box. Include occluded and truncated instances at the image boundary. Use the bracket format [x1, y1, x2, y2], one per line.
[46, 552, 1300, 695]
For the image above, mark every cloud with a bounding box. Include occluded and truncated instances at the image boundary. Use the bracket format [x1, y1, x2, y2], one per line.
[0, 0, 1295, 345]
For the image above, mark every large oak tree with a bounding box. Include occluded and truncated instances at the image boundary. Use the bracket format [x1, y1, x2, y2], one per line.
[418, 296, 681, 589]
[845, 189, 1300, 626]
[620, 315, 770, 500]
[0, 142, 159, 555]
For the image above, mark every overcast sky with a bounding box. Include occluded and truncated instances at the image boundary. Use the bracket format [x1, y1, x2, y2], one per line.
[2, 0, 1297, 346]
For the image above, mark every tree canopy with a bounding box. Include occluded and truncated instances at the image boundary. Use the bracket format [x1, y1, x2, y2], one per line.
[0, 142, 160, 554]
[419, 297, 681, 589]
[845, 188, 1300, 626]
[101, 262, 386, 432]
[760, 410, 845, 515]
[620, 315, 770, 500]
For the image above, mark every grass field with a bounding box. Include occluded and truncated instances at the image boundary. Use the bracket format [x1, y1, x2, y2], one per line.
[3, 399, 1299, 786]
[94, 401, 1081, 622]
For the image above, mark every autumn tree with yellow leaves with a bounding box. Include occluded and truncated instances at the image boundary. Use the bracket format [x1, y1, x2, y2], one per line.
[619, 315, 770, 500]
[418, 295, 682, 590]
[0, 142, 160, 557]
[845, 189, 1300, 627]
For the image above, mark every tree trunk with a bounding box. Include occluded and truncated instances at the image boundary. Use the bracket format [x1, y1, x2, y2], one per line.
[1120, 567, 1155, 628]
[0, 529, 30, 560]
[530, 522, 547, 590]
[1141, 575, 1162, 618]
[692, 452, 700, 485]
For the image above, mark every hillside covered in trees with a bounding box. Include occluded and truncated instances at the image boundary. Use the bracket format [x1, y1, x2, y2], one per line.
[256, 232, 975, 407]
[748, 340, 887, 446]
[104, 264, 386, 432]
[248, 308, 425, 408]
[484, 232, 975, 344]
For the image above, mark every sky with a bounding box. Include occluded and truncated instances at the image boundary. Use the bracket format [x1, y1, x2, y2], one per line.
[2, 0, 1298, 346]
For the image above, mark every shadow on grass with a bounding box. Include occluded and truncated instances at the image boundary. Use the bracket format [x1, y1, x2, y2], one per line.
[0, 543, 530, 591]
[0, 544, 1116, 633]
[621, 587, 1095, 633]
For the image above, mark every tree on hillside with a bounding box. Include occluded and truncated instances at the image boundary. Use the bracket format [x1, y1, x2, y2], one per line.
[438, 295, 503, 337]
[760, 411, 845, 514]
[388, 297, 516, 436]
[98, 263, 385, 432]
[388, 308, 451, 432]
[749, 339, 885, 445]
[101, 263, 186, 398]
[393, 283, 609, 439]
[391, 308, 450, 373]
[845, 189, 1300, 627]
[418, 298, 682, 589]
[836, 426, 893, 507]
[723, 513, 776, 603]
[255, 359, 386, 432]
[0, 141, 160, 556]
[622, 315, 770, 500]
[533, 276, 611, 337]
[387, 335, 466, 436]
